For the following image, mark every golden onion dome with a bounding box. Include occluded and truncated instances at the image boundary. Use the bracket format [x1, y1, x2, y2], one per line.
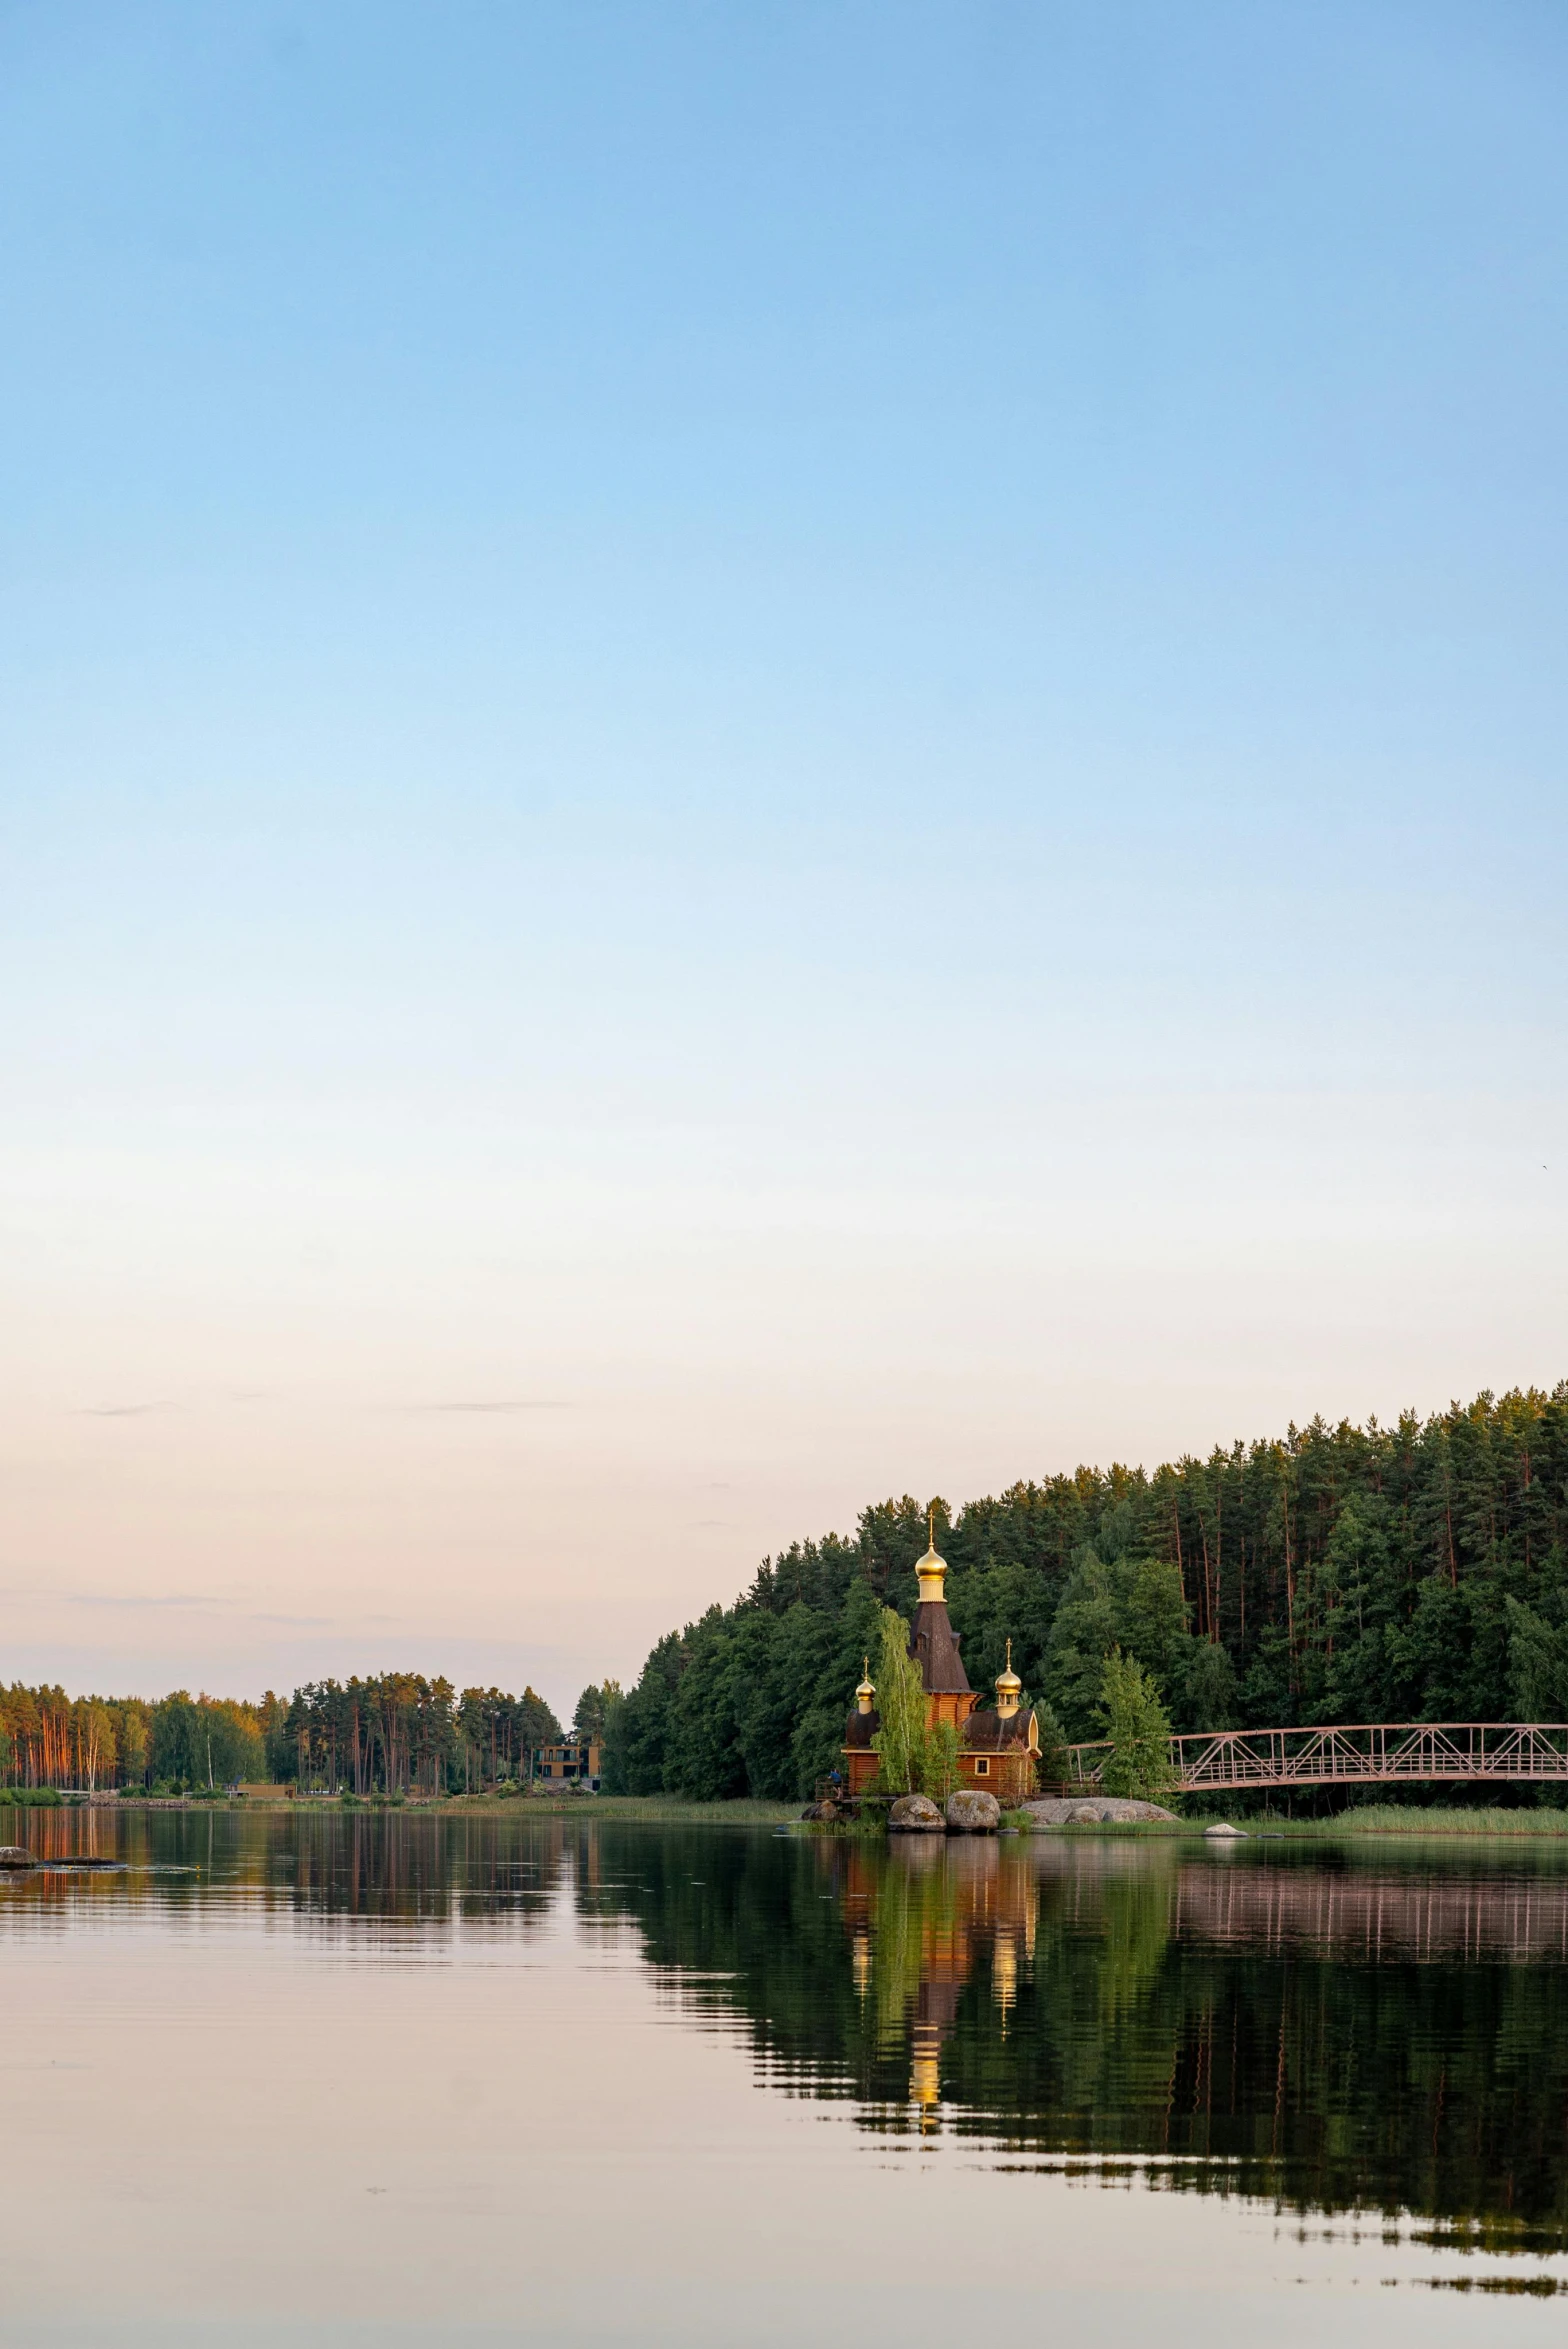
[915, 1506, 948, 1597]
[856, 1658, 876, 1702]
[995, 1638, 1022, 1699]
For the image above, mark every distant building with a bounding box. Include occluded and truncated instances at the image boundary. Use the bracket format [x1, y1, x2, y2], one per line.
[534, 1738, 602, 1790]
[842, 1520, 1042, 1805]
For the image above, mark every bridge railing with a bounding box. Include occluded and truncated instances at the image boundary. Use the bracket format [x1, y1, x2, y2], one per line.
[1065, 1722, 1568, 1793]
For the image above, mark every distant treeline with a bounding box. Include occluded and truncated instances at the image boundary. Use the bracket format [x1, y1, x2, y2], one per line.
[604, 1384, 1568, 1801]
[268, 1677, 568, 1795]
[0, 1685, 267, 1794]
[0, 1675, 620, 1797]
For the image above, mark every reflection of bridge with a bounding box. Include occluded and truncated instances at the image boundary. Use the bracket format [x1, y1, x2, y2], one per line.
[1066, 1722, 1568, 1795]
[1165, 1861, 1568, 1962]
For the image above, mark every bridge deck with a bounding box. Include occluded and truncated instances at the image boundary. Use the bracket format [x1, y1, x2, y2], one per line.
[1066, 1722, 1568, 1794]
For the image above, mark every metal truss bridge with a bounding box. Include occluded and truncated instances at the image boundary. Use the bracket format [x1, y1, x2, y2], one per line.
[1065, 1722, 1568, 1795]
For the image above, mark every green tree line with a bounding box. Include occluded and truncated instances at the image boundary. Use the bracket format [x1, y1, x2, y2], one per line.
[0, 1684, 267, 1794]
[605, 1383, 1568, 1799]
[0, 1674, 568, 1797]
[270, 1676, 564, 1795]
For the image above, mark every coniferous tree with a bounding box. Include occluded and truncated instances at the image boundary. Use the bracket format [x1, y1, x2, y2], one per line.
[606, 1383, 1568, 1803]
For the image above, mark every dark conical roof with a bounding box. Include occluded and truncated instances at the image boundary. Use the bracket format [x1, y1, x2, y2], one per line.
[909, 1598, 971, 1695]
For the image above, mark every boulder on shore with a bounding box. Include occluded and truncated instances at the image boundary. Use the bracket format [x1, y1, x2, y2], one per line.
[1023, 1796, 1179, 1827]
[888, 1792, 945, 1834]
[945, 1790, 1001, 1835]
[1204, 1821, 1247, 1839]
[799, 1800, 839, 1823]
[0, 1846, 35, 1868]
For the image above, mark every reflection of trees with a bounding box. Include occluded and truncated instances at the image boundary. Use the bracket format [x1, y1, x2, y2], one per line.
[573, 1830, 1044, 2131]
[9, 1812, 1568, 2250]
[980, 1846, 1568, 2252]
[0, 1807, 571, 1927]
[603, 1833, 1568, 2248]
[856, 1841, 1036, 2124]
[576, 1825, 874, 2093]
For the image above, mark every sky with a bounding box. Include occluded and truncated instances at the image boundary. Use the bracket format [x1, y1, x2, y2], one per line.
[2, 1, 1566, 1719]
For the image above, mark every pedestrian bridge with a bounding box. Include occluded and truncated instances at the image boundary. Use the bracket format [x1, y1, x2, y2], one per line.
[1065, 1722, 1568, 1795]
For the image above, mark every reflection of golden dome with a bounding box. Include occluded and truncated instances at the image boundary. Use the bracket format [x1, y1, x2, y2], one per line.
[994, 1932, 1018, 2028]
[911, 2031, 942, 2117]
[852, 1928, 872, 1998]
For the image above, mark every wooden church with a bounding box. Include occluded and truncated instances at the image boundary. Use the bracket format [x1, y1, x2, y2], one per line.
[842, 1517, 1041, 1804]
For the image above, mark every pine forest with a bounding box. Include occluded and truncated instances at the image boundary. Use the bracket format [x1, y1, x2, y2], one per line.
[8, 1383, 1567, 1806]
[605, 1383, 1568, 1801]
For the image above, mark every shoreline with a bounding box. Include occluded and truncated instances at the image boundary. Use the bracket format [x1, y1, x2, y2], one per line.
[0, 1792, 803, 1826]
[10, 1791, 1568, 1839]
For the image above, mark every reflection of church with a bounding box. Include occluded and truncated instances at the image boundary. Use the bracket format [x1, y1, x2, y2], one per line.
[844, 1839, 1040, 2123]
[842, 1518, 1042, 1804]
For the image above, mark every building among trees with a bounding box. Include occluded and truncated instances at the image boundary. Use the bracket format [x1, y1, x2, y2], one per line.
[843, 1519, 1041, 1803]
[534, 1735, 603, 1789]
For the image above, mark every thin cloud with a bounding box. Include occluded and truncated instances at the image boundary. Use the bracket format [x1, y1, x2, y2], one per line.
[74, 1403, 167, 1418]
[67, 1591, 215, 1611]
[420, 1400, 572, 1414]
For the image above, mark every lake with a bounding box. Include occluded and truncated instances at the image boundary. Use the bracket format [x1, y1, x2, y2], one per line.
[4, 1805, 1567, 2345]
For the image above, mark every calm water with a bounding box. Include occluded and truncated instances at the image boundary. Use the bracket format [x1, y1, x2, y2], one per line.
[4, 1807, 1568, 2346]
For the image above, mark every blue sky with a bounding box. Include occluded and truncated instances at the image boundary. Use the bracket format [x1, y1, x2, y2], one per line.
[3, 2, 1565, 1711]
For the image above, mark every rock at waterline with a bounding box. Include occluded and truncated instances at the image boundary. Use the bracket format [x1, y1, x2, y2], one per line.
[1023, 1797, 1179, 1827]
[0, 1847, 35, 1868]
[887, 1793, 945, 1834]
[799, 1800, 839, 1823]
[944, 1790, 1001, 1835]
[1204, 1822, 1247, 1839]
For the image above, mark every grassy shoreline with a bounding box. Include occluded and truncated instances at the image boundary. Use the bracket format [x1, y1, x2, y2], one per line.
[1025, 1804, 1568, 1839]
[3, 1792, 804, 1825]
[12, 1792, 1568, 1838]
[1201, 1804, 1568, 1839]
